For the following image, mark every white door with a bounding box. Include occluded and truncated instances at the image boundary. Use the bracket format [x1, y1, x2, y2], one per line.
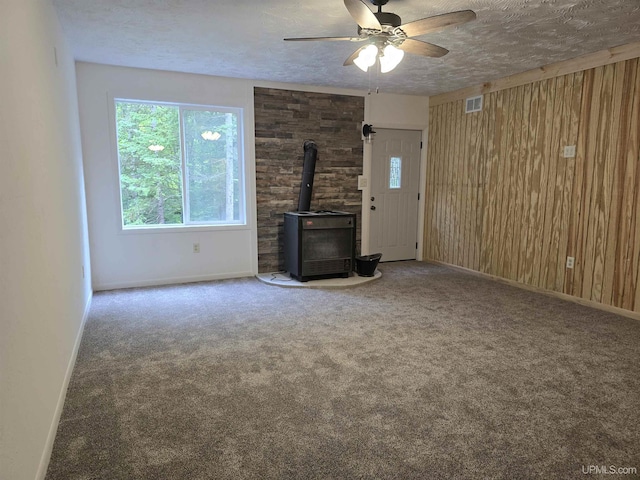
[369, 129, 422, 262]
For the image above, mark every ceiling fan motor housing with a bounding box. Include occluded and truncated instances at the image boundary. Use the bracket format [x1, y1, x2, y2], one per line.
[357, 10, 401, 35]
[374, 11, 401, 27]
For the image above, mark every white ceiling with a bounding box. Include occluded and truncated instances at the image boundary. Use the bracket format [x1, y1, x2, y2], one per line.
[52, 0, 640, 97]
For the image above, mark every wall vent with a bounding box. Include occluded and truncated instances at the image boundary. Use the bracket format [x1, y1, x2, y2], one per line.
[465, 95, 483, 113]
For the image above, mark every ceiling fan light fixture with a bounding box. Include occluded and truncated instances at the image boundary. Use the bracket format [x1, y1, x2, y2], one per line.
[284, 1, 476, 77]
[379, 44, 404, 73]
[201, 130, 221, 141]
[354, 44, 379, 72]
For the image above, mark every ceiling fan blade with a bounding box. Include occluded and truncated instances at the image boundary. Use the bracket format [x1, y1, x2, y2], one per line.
[344, 0, 382, 30]
[398, 38, 449, 58]
[399, 10, 476, 38]
[284, 36, 365, 42]
[343, 46, 367, 66]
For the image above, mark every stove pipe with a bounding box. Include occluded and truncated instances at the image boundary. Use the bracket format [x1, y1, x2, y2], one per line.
[297, 140, 318, 212]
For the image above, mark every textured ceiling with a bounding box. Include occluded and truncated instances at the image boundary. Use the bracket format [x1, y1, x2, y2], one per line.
[52, 0, 640, 96]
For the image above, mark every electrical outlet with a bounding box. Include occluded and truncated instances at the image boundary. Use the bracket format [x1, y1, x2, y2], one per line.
[566, 256, 575, 269]
[563, 145, 576, 158]
[193, 243, 200, 254]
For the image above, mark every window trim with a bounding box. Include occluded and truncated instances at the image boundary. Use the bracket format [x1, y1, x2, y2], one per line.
[112, 97, 247, 231]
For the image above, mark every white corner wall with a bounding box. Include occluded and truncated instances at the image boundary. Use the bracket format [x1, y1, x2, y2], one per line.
[0, 1, 92, 479]
[76, 63, 258, 290]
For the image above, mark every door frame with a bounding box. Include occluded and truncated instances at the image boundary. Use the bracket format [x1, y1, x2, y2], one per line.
[360, 121, 429, 260]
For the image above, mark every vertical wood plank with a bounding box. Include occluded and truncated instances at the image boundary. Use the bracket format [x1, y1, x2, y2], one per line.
[613, 59, 638, 308]
[564, 69, 591, 296]
[435, 104, 446, 261]
[521, 81, 541, 284]
[431, 105, 440, 260]
[584, 63, 615, 302]
[493, 89, 512, 277]
[475, 94, 490, 272]
[508, 86, 530, 280]
[541, 75, 565, 289]
[502, 86, 520, 279]
[531, 78, 553, 287]
[572, 66, 603, 299]
[428, 106, 437, 260]
[426, 106, 436, 259]
[554, 71, 583, 292]
[433, 105, 444, 259]
[486, 90, 501, 275]
[434, 103, 445, 260]
[444, 102, 455, 263]
[446, 100, 458, 264]
[480, 92, 498, 273]
[514, 84, 537, 282]
[461, 104, 473, 268]
[601, 61, 627, 305]
[469, 108, 481, 270]
[623, 60, 640, 311]
[451, 100, 464, 265]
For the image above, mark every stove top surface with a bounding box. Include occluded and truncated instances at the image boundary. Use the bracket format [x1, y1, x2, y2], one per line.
[289, 210, 352, 216]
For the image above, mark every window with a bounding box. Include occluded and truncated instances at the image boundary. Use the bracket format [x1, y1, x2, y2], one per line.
[114, 99, 244, 229]
[389, 156, 402, 189]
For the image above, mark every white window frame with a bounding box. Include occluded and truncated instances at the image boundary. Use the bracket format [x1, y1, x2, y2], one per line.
[113, 98, 246, 231]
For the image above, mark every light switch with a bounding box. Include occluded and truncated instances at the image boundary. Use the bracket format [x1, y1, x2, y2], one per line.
[563, 145, 576, 158]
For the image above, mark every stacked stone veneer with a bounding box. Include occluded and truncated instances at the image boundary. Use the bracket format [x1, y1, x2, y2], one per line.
[254, 87, 364, 273]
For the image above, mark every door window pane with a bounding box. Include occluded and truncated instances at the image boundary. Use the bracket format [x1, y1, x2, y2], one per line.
[390, 156, 402, 189]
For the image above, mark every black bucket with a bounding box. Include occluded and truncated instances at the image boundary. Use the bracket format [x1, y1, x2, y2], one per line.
[355, 253, 382, 277]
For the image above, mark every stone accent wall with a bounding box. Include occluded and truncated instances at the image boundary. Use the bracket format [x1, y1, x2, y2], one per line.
[254, 87, 364, 273]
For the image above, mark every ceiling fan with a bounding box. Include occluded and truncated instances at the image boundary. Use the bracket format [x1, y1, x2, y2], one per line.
[284, 0, 476, 73]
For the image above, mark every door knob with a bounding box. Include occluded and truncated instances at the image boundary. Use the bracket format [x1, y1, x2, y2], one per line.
[371, 196, 375, 201]
[370, 205, 376, 210]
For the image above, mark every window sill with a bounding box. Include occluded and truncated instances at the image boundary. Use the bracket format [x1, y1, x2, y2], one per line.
[118, 223, 250, 235]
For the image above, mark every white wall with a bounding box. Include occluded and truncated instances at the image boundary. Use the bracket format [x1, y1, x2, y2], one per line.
[0, 1, 92, 479]
[361, 93, 430, 256]
[365, 92, 430, 127]
[76, 63, 258, 290]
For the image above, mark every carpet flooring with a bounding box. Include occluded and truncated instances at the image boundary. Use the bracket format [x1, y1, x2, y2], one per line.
[46, 262, 640, 479]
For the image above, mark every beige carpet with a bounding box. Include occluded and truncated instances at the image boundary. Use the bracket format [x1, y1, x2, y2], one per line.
[46, 261, 640, 479]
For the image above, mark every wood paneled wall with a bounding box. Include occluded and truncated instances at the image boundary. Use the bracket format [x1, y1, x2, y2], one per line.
[425, 57, 640, 314]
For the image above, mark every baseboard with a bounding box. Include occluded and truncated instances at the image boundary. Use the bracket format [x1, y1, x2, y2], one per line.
[94, 271, 256, 291]
[35, 292, 93, 480]
[427, 260, 640, 322]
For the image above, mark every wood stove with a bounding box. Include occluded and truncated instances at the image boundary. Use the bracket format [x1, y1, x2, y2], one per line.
[284, 140, 355, 281]
[284, 211, 355, 282]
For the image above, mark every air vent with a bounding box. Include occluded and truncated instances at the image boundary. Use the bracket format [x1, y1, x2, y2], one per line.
[465, 95, 483, 113]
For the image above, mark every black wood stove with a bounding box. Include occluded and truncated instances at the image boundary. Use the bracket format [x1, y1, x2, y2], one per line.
[284, 210, 355, 282]
[283, 141, 355, 282]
